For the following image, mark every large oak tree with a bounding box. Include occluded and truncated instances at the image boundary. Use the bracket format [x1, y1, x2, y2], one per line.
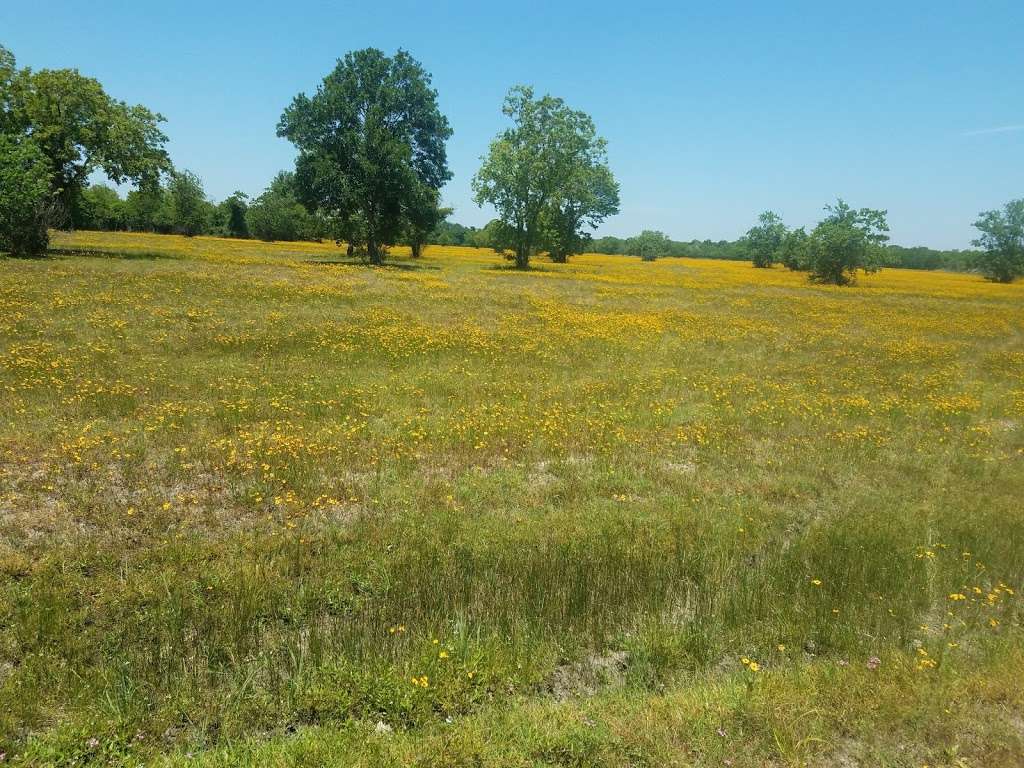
[277, 48, 452, 265]
[0, 45, 170, 254]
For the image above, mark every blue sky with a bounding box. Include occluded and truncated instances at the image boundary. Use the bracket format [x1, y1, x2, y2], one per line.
[3, 0, 1022, 248]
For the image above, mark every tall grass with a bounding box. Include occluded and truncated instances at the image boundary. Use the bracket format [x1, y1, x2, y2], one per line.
[1, 231, 1022, 764]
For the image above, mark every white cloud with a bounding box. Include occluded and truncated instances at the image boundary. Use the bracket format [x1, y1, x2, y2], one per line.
[961, 124, 1024, 137]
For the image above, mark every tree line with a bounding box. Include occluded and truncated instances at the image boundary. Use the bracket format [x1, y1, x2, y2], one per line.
[2, 43, 1021, 283]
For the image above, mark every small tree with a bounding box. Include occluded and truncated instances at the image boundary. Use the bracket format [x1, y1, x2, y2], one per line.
[403, 186, 450, 258]
[246, 173, 316, 242]
[804, 200, 888, 285]
[742, 210, 787, 268]
[971, 199, 1024, 283]
[78, 184, 126, 230]
[124, 182, 165, 232]
[628, 230, 671, 261]
[778, 226, 809, 271]
[167, 170, 207, 236]
[474, 85, 615, 269]
[218, 191, 250, 238]
[278, 48, 452, 265]
[0, 135, 53, 257]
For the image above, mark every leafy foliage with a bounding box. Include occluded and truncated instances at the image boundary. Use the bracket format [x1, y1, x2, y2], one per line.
[0, 44, 170, 227]
[627, 230, 672, 261]
[474, 86, 617, 268]
[278, 48, 452, 264]
[741, 210, 787, 268]
[246, 171, 319, 242]
[971, 199, 1024, 283]
[803, 200, 889, 285]
[166, 170, 208, 237]
[778, 227, 809, 270]
[0, 134, 53, 256]
[77, 184, 126, 231]
[217, 191, 250, 239]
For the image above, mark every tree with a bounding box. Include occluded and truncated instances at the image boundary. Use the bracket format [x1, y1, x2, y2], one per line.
[971, 199, 1024, 283]
[246, 172, 317, 242]
[277, 48, 452, 265]
[0, 45, 170, 227]
[403, 186, 450, 258]
[467, 218, 512, 250]
[541, 163, 620, 263]
[167, 170, 207, 236]
[0, 135, 53, 257]
[124, 183, 169, 232]
[473, 85, 616, 269]
[627, 230, 671, 261]
[804, 200, 889, 285]
[778, 227, 809, 271]
[78, 184, 126, 230]
[218, 191, 250, 238]
[742, 210, 787, 268]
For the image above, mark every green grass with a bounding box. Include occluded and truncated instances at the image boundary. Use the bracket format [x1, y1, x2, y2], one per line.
[1, 230, 1022, 765]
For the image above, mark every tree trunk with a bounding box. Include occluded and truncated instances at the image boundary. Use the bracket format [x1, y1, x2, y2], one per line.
[411, 241, 422, 259]
[515, 248, 530, 269]
[367, 237, 383, 266]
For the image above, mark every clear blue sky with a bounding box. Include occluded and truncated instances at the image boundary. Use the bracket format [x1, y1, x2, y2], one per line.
[3, 0, 1022, 248]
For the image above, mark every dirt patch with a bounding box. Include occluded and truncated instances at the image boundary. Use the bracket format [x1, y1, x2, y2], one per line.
[546, 650, 630, 701]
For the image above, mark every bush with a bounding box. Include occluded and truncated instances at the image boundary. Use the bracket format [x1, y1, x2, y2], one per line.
[741, 211, 786, 268]
[0, 136, 53, 257]
[972, 199, 1024, 283]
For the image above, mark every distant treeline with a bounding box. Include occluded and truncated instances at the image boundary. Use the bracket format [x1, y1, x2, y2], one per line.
[73, 186, 980, 273]
[433, 222, 980, 273]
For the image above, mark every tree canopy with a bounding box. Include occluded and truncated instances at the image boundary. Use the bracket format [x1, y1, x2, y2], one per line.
[742, 211, 787, 268]
[972, 199, 1024, 283]
[0, 44, 170, 254]
[277, 48, 452, 265]
[473, 85, 618, 269]
[803, 200, 889, 285]
[627, 230, 672, 261]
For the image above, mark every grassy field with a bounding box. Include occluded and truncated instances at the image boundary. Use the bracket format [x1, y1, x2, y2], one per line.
[1, 230, 1023, 766]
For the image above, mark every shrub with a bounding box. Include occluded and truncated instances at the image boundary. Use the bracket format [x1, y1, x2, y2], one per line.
[0, 136, 53, 257]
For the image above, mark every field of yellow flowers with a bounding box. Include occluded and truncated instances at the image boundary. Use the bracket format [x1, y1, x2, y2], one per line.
[2, 231, 1023, 766]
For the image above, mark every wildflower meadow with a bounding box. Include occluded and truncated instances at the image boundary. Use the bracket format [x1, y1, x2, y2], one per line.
[1, 231, 1022, 765]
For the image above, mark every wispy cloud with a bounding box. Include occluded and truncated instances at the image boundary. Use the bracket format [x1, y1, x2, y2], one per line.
[961, 124, 1024, 137]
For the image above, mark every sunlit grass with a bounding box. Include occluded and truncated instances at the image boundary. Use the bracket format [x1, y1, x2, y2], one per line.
[1, 231, 1022, 765]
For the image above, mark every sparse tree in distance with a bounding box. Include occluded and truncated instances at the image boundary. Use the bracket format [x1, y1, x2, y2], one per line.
[277, 48, 452, 265]
[742, 210, 787, 268]
[804, 200, 889, 285]
[219, 191, 250, 238]
[404, 187, 450, 258]
[628, 230, 672, 261]
[778, 226, 809, 271]
[469, 218, 512, 251]
[246, 172, 317, 242]
[78, 185, 126, 231]
[474, 85, 616, 269]
[167, 171, 208, 237]
[971, 199, 1024, 283]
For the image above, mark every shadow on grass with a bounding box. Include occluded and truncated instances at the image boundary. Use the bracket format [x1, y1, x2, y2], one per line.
[48, 247, 180, 261]
[485, 263, 553, 273]
[306, 258, 440, 271]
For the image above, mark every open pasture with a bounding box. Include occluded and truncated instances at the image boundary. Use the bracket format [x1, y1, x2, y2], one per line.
[1, 231, 1023, 765]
